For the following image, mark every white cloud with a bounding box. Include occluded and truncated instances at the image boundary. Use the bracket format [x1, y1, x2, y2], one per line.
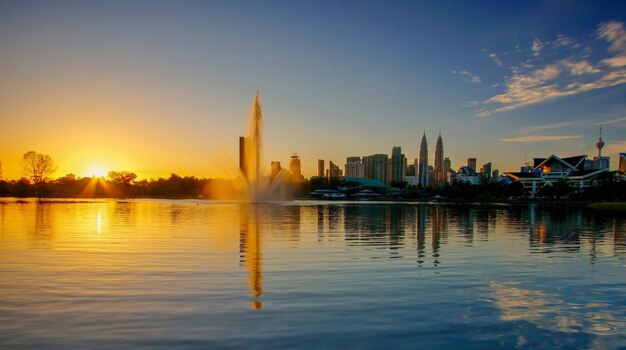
[499, 135, 583, 142]
[489, 53, 503, 66]
[473, 21, 626, 117]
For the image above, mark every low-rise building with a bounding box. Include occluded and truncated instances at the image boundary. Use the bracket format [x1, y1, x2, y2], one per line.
[504, 154, 608, 198]
[451, 166, 479, 185]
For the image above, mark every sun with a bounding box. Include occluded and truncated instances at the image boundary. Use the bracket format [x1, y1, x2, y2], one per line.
[85, 165, 108, 178]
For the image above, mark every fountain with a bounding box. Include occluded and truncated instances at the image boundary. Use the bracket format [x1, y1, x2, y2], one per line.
[237, 91, 290, 202]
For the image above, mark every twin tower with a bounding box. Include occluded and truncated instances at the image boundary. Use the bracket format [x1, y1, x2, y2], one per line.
[418, 132, 447, 187]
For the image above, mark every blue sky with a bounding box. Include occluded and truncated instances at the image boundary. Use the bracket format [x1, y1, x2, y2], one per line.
[1, 1, 625, 178]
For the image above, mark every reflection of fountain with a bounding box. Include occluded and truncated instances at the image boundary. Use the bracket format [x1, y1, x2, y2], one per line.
[239, 205, 263, 310]
[238, 91, 290, 202]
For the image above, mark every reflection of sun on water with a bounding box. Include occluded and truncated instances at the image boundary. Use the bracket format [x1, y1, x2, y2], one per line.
[97, 211, 101, 234]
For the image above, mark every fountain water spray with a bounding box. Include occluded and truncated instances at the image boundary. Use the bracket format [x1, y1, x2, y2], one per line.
[238, 91, 291, 202]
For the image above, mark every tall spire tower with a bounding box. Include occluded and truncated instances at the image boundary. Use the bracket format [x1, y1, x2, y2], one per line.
[434, 132, 444, 187]
[419, 132, 429, 187]
[596, 126, 605, 158]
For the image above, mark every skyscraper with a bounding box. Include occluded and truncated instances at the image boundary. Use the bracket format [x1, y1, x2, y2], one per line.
[443, 157, 451, 184]
[619, 153, 626, 174]
[481, 162, 492, 179]
[345, 157, 364, 178]
[364, 154, 388, 184]
[270, 161, 282, 180]
[327, 160, 342, 179]
[434, 133, 444, 187]
[317, 159, 325, 178]
[467, 158, 477, 171]
[390, 146, 407, 183]
[289, 154, 303, 182]
[239, 136, 248, 178]
[419, 132, 429, 187]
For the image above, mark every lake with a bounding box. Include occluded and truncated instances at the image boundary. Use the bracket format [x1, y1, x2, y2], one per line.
[0, 199, 624, 349]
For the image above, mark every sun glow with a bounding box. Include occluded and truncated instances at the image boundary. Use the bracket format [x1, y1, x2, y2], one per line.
[85, 165, 108, 178]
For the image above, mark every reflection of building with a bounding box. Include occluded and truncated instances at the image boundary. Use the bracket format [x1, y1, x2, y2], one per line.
[345, 157, 364, 178]
[419, 133, 429, 187]
[289, 154, 304, 182]
[434, 133, 444, 187]
[390, 147, 407, 183]
[505, 155, 608, 198]
[317, 159, 325, 178]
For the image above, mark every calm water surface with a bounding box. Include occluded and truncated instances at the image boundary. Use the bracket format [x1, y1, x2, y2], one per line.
[0, 199, 624, 349]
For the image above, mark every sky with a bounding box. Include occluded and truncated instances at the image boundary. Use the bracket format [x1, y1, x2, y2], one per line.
[1, 0, 626, 179]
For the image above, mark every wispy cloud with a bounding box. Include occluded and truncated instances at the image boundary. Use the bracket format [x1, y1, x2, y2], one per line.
[452, 69, 481, 83]
[489, 53, 503, 66]
[512, 120, 584, 135]
[604, 140, 626, 156]
[531, 38, 546, 56]
[594, 115, 626, 125]
[476, 21, 626, 117]
[460, 100, 479, 107]
[553, 34, 575, 48]
[499, 135, 583, 142]
[598, 21, 626, 68]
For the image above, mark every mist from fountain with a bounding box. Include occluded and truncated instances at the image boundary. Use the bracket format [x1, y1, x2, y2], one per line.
[238, 91, 291, 202]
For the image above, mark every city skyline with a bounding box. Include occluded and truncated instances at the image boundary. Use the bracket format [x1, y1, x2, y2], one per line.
[1, 1, 626, 179]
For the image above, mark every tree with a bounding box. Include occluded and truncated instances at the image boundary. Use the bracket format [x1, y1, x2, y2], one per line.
[21, 151, 56, 183]
[107, 171, 137, 185]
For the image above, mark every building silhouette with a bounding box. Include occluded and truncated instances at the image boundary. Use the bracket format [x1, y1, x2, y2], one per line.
[326, 160, 342, 179]
[364, 154, 388, 184]
[620, 153, 626, 173]
[289, 154, 304, 182]
[593, 126, 609, 170]
[390, 147, 407, 183]
[434, 133, 444, 186]
[419, 133, 429, 187]
[270, 161, 282, 180]
[345, 157, 364, 178]
[467, 158, 477, 171]
[317, 159, 325, 178]
[239, 136, 248, 178]
[443, 157, 451, 183]
[481, 162, 492, 179]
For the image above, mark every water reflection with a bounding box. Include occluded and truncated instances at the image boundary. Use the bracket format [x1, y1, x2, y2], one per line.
[239, 205, 263, 310]
[0, 200, 624, 348]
